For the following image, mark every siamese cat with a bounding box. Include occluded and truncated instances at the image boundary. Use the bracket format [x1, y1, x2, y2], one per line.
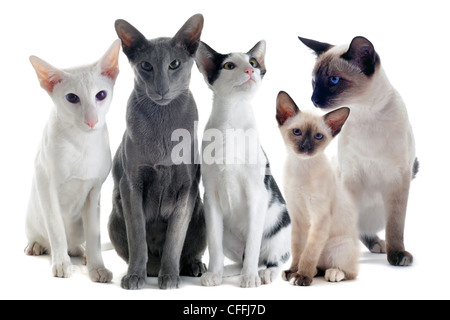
[195, 41, 291, 288]
[25, 40, 121, 282]
[108, 14, 207, 290]
[277, 91, 359, 286]
[299, 36, 418, 266]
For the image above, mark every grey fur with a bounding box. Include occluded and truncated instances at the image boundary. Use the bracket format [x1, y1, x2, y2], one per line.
[108, 14, 207, 290]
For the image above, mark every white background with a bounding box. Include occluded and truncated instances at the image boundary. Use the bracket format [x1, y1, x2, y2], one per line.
[1, 0, 449, 300]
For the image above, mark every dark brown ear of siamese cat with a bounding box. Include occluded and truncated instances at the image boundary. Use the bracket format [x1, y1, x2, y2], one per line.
[299, 36, 419, 267]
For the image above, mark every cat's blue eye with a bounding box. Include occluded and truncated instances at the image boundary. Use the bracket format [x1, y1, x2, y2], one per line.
[66, 93, 80, 104]
[329, 76, 340, 85]
[293, 129, 302, 136]
[169, 59, 181, 70]
[141, 61, 153, 72]
[314, 133, 324, 140]
[223, 62, 236, 70]
[96, 91, 107, 101]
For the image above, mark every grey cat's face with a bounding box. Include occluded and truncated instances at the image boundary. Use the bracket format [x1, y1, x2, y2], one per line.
[299, 36, 380, 109]
[129, 38, 195, 105]
[115, 15, 203, 106]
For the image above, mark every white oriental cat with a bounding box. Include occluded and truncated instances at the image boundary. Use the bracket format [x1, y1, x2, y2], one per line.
[25, 40, 121, 282]
[196, 40, 291, 288]
[276, 91, 359, 286]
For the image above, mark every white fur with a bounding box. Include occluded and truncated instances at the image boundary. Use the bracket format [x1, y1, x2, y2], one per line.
[199, 46, 291, 288]
[25, 40, 121, 282]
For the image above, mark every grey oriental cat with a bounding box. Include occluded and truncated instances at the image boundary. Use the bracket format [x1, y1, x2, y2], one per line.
[108, 14, 207, 290]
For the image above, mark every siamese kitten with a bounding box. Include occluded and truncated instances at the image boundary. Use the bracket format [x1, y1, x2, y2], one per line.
[196, 41, 291, 288]
[299, 36, 418, 266]
[25, 40, 121, 282]
[277, 91, 359, 286]
[108, 15, 207, 290]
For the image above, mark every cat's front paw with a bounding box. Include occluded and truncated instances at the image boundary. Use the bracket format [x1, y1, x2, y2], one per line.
[51, 256, 72, 278]
[89, 268, 113, 283]
[201, 272, 223, 286]
[240, 274, 261, 288]
[289, 272, 313, 286]
[159, 274, 181, 290]
[388, 250, 413, 266]
[325, 269, 345, 282]
[121, 274, 146, 290]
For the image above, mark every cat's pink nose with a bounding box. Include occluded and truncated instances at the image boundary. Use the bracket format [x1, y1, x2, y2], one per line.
[85, 119, 98, 128]
[245, 67, 254, 75]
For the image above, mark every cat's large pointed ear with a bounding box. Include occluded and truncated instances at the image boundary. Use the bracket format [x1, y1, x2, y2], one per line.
[323, 107, 350, 137]
[98, 39, 121, 82]
[173, 14, 204, 56]
[298, 37, 333, 56]
[276, 91, 300, 126]
[29, 56, 65, 93]
[195, 41, 224, 85]
[115, 19, 147, 60]
[341, 36, 380, 76]
[248, 40, 266, 76]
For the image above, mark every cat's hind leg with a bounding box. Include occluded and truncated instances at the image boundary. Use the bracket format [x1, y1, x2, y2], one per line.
[25, 241, 47, 256]
[25, 196, 49, 257]
[324, 268, 346, 282]
[361, 234, 386, 253]
[321, 237, 359, 283]
[259, 266, 280, 285]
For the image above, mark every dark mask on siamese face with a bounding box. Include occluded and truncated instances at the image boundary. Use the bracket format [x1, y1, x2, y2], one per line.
[299, 36, 380, 109]
[276, 91, 350, 159]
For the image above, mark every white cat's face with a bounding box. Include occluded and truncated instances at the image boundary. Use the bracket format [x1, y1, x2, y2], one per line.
[212, 53, 263, 97]
[195, 40, 266, 99]
[30, 39, 121, 132]
[51, 66, 115, 132]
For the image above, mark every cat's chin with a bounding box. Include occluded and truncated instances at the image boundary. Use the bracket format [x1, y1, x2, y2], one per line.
[79, 124, 103, 133]
[231, 81, 259, 97]
[295, 152, 319, 160]
[236, 78, 257, 88]
[152, 98, 173, 106]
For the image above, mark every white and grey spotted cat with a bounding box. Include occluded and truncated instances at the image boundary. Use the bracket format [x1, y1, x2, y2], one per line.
[196, 40, 291, 288]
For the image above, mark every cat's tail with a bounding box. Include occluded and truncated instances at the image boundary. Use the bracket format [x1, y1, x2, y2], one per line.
[412, 158, 420, 180]
[101, 242, 114, 251]
[223, 263, 243, 277]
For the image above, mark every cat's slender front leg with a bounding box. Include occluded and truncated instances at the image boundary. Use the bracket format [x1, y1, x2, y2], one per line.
[385, 172, 413, 266]
[36, 171, 72, 278]
[159, 216, 190, 289]
[82, 186, 112, 283]
[241, 196, 266, 288]
[291, 215, 331, 286]
[201, 194, 225, 286]
[120, 178, 148, 290]
[283, 207, 308, 282]
[159, 184, 194, 290]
